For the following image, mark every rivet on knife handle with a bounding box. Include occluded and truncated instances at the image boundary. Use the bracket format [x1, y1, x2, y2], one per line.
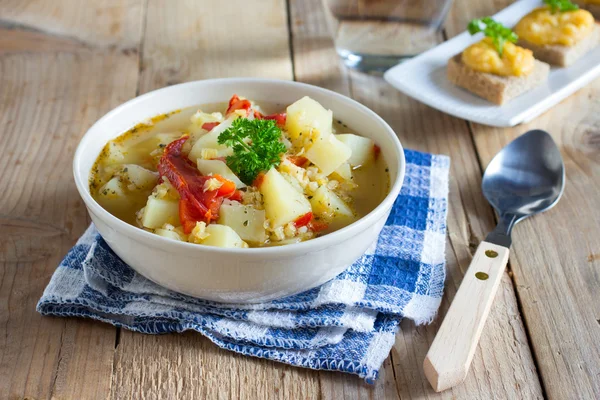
[423, 241, 509, 392]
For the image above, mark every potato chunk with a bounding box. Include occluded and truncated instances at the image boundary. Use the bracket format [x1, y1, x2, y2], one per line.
[260, 168, 312, 228]
[103, 142, 146, 166]
[218, 201, 267, 243]
[196, 159, 245, 189]
[141, 197, 180, 229]
[201, 224, 248, 248]
[281, 172, 304, 194]
[335, 134, 375, 167]
[285, 96, 333, 144]
[305, 134, 351, 176]
[96, 177, 132, 216]
[310, 185, 355, 222]
[331, 162, 353, 182]
[154, 228, 184, 241]
[188, 116, 236, 160]
[118, 164, 158, 191]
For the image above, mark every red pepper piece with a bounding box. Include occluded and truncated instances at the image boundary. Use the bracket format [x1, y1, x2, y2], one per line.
[228, 190, 244, 202]
[157, 137, 235, 234]
[287, 155, 308, 167]
[373, 144, 381, 160]
[202, 122, 220, 131]
[253, 110, 286, 128]
[294, 212, 313, 228]
[261, 112, 286, 128]
[226, 94, 252, 116]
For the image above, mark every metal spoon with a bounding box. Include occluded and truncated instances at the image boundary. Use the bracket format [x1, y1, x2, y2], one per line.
[423, 129, 565, 392]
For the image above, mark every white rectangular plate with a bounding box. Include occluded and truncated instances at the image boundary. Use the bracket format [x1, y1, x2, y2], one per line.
[383, 0, 600, 127]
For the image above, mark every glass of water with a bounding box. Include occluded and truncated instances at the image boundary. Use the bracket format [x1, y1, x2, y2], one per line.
[323, 0, 454, 73]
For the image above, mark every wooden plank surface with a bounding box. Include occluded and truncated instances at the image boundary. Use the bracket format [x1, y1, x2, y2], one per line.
[446, 1, 600, 399]
[109, 1, 315, 398]
[0, 1, 145, 399]
[291, 0, 542, 398]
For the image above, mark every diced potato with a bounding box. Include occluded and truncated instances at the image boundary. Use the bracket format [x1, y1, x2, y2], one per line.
[198, 148, 219, 160]
[281, 172, 304, 194]
[218, 201, 267, 243]
[310, 185, 355, 222]
[153, 178, 180, 200]
[141, 197, 180, 229]
[331, 162, 353, 182]
[285, 96, 333, 143]
[96, 177, 132, 216]
[154, 228, 184, 241]
[305, 134, 351, 176]
[260, 168, 312, 228]
[191, 111, 224, 125]
[188, 116, 236, 160]
[118, 164, 158, 190]
[103, 142, 138, 165]
[336, 134, 375, 167]
[196, 159, 246, 189]
[201, 224, 248, 248]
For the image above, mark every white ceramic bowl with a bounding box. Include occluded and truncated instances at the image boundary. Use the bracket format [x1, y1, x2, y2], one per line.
[74, 78, 405, 303]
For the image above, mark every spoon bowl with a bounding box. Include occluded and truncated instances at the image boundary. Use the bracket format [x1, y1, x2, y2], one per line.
[483, 129, 565, 247]
[483, 129, 565, 220]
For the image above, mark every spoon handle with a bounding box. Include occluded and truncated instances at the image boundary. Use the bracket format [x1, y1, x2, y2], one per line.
[423, 241, 509, 392]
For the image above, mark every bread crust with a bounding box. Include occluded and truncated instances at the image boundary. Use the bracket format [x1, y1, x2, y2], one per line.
[517, 23, 600, 67]
[447, 55, 550, 105]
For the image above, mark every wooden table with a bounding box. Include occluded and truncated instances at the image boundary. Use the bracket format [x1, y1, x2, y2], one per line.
[1, 0, 599, 399]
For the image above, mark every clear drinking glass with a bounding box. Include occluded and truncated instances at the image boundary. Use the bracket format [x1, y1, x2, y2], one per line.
[323, 0, 454, 73]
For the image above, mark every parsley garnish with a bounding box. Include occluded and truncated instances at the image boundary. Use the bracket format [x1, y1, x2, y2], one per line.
[218, 118, 286, 185]
[544, 0, 579, 13]
[468, 17, 518, 57]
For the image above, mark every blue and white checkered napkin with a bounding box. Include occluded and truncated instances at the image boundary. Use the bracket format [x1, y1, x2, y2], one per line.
[37, 149, 449, 382]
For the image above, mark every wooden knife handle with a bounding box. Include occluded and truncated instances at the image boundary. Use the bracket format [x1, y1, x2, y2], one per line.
[424, 241, 510, 392]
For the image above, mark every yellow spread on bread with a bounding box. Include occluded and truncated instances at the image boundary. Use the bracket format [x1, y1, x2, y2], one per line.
[461, 38, 535, 77]
[515, 6, 594, 46]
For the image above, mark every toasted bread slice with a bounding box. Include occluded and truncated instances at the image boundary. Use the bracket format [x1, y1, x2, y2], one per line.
[574, 1, 600, 19]
[517, 23, 600, 67]
[447, 55, 550, 105]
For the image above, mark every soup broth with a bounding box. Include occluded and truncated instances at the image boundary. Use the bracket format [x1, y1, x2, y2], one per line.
[90, 96, 389, 248]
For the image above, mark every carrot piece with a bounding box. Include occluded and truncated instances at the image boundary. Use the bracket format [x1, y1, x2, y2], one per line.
[308, 219, 329, 232]
[252, 172, 266, 188]
[212, 174, 237, 197]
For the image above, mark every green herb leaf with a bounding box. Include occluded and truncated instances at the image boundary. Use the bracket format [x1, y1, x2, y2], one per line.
[467, 17, 518, 56]
[544, 0, 579, 13]
[218, 118, 287, 185]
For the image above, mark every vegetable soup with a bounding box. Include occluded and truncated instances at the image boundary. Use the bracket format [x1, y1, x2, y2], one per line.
[90, 95, 390, 248]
